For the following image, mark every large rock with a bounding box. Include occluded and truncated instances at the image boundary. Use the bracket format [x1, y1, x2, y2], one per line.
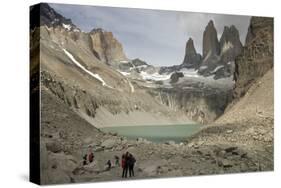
[101, 138, 118, 149]
[170, 72, 184, 83]
[202, 20, 220, 59]
[234, 17, 274, 98]
[182, 38, 202, 69]
[45, 141, 62, 153]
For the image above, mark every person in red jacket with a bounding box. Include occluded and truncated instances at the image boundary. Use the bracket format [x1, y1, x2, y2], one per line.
[88, 152, 94, 163]
[121, 153, 128, 178]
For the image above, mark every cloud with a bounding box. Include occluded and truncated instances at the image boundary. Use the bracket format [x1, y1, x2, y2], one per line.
[50, 3, 250, 66]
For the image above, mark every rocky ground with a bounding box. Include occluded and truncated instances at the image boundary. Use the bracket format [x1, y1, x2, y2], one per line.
[40, 70, 273, 185]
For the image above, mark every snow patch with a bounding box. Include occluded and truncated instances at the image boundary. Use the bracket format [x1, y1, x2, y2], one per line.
[128, 79, 135, 93]
[203, 51, 212, 62]
[140, 71, 171, 81]
[62, 23, 72, 31]
[221, 42, 233, 54]
[119, 60, 129, 63]
[199, 65, 208, 71]
[62, 49, 113, 88]
[180, 68, 200, 78]
[211, 65, 224, 73]
[117, 70, 131, 76]
[73, 28, 80, 32]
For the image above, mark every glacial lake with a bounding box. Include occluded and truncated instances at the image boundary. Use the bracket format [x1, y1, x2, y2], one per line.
[101, 124, 202, 143]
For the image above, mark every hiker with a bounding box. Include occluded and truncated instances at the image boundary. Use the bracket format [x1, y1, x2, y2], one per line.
[114, 155, 120, 167]
[88, 152, 94, 163]
[121, 153, 128, 178]
[106, 160, 112, 171]
[128, 153, 136, 177]
[83, 154, 88, 166]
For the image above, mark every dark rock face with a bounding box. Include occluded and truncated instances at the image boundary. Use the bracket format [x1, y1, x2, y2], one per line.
[234, 17, 274, 98]
[219, 26, 243, 63]
[170, 72, 184, 83]
[182, 38, 202, 69]
[202, 20, 220, 59]
[30, 3, 78, 31]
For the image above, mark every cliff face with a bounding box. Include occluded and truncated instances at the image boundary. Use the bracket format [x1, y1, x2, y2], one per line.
[234, 17, 273, 98]
[90, 28, 127, 66]
[219, 25, 243, 63]
[182, 38, 202, 69]
[202, 20, 220, 59]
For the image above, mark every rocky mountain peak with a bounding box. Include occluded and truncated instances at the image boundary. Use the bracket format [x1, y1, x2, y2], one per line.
[203, 20, 220, 59]
[219, 25, 242, 63]
[30, 3, 79, 31]
[182, 37, 202, 68]
[186, 38, 196, 55]
[89, 28, 127, 65]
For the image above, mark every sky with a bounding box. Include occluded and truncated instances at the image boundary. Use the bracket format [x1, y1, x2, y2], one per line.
[50, 3, 251, 66]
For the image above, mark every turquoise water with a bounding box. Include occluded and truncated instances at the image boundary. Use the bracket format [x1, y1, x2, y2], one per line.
[101, 124, 202, 143]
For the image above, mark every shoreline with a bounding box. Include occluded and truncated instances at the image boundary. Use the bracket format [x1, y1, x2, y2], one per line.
[76, 107, 198, 128]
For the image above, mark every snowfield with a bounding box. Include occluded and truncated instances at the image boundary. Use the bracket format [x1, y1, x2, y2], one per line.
[180, 68, 200, 78]
[140, 71, 171, 81]
[62, 49, 113, 89]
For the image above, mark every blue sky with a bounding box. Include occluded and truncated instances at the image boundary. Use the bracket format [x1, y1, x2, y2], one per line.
[50, 3, 250, 66]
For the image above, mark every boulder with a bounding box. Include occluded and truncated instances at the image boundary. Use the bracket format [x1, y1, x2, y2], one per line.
[45, 141, 62, 153]
[165, 140, 176, 145]
[224, 146, 238, 153]
[170, 72, 184, 83]
[218, 159, 233, 168]
[101, 138, 117, 149]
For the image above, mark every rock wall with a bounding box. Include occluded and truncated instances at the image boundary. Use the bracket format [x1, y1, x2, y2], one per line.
[234, 17, 273, 98]
[202, 20, 220, 59]
[89, 28, 127, 65]
[149, 87, 232, 124]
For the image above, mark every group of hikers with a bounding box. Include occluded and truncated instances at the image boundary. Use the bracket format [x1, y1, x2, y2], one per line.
[82, 149, 136, 178]
[121, 152, 136, 178]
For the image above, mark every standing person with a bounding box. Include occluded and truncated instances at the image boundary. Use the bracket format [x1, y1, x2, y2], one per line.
[83, 154, 88, 166]
[121, 153, 128, 178]
[88, 152, 94, 163]
[114, 155, 120, 167]
[106, 160, 112, 171]
[128, 153, 136, 177]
